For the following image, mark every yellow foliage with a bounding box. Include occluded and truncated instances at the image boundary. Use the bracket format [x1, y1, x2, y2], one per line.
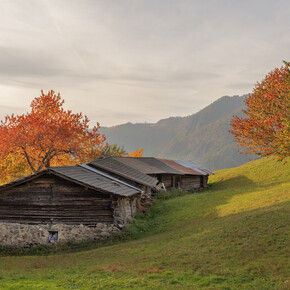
[126, 148, 143, 157]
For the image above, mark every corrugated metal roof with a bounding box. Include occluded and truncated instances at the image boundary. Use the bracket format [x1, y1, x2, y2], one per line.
[0, 166, 141, 197]
[89, 157, 158, 187]
[115, 157, 183, 175]
[112, 157, 160, 174]
[79, 164, 143, 193]
[174, 160, 214, 175]
[158, 159, 203, 175]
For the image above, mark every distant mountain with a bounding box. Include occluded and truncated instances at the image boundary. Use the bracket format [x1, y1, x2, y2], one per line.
[101, 95, 256, 170]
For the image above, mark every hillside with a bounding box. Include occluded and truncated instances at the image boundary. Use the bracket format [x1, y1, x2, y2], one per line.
[101, 95, 256, 170]
[0, 157, 289, 289]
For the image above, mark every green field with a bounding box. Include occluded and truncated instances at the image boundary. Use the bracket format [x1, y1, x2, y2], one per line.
[0, 157, 289, 289]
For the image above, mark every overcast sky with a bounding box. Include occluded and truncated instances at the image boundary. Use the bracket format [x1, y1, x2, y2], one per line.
[0, 0, 289, 126]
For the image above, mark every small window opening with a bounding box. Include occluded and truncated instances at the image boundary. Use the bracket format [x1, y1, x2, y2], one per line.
[48, 231, 58, 244]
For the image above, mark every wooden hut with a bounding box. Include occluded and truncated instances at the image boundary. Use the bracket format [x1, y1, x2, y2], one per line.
[88, 157, 158, 211]
[158, 159, 211, 191]
[88, 157, 158, 194]
[91, 157, 213, 191]
[0, 165, 144, 247]
[90, 157, 183, 191]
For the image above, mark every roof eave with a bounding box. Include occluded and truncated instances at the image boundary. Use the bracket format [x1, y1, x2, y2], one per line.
[89, 162, 158, 188]
[0, 168, 140, 198]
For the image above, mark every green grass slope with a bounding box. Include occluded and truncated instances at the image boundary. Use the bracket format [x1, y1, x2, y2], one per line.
[0, 158, 289, 289]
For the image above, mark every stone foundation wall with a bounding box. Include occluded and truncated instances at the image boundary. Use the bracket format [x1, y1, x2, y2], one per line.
[0, 222, 121, 248]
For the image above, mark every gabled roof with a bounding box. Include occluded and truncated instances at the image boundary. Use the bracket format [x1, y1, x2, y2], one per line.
[158, 159, 204, 175]
[174, 160, 214, 175]
[89, 157, 158, 187]
[90, 157, 213, 178]
[0, 165, 142, 197]
[115, 157, 183, 175]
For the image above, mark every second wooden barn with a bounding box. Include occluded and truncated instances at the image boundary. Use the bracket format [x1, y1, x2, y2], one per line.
[158, 159, 213, 191]
[90, 157, 213, 191]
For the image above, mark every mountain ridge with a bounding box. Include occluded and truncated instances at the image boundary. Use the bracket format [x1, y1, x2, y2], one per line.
[101, 95, 256, 170]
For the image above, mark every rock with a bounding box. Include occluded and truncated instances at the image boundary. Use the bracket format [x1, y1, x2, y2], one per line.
[100, 232, 110, 237]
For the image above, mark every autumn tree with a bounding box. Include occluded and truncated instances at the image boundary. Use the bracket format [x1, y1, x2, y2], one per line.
[230, 62, 290, 159]
[0, 90, 107, 181]
[0, 151, 30, 184]
[126, 148, 143, 157]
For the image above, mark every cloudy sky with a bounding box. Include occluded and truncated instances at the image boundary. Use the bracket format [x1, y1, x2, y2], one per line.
[0, 0, 289, 126]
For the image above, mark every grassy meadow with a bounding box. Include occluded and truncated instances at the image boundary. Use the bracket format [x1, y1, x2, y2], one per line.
[0, 157, 289, 289]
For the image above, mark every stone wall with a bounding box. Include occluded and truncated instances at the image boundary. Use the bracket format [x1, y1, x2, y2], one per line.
[112, 196, 138, 227]
[0, 195, 153, 248]
[0, 222, 120, 248]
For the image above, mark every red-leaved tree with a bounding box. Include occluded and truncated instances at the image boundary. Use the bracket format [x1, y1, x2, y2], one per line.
[230, 62, 290, 159]
[0, 90, 107, 181]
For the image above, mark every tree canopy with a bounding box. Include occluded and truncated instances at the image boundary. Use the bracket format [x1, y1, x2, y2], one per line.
[0, 90, 107, 182]
[101, 144, 143, 157]
[230, 62, 290, 159]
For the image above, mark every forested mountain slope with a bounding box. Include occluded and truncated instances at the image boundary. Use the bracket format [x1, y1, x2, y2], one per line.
[102, 95, 256, 170]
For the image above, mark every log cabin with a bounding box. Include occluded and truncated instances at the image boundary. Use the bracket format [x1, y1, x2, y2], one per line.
[88, 157, 158, 194]
[0, 165, 146, 247]
[89, 156, 181, 190]
[91, 157, 213, 191]
[158, 159, 212, 190]
[88, 158, 158, 211]
[0, 157, 212, 247]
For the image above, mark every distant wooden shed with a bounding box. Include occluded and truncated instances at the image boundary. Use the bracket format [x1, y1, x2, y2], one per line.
[99, 157, 183, 190]
[88, 157, 158, 193]
[88, 157, 159, 211]
[159, 159, 211, 191]
[91, 157, 213, 191]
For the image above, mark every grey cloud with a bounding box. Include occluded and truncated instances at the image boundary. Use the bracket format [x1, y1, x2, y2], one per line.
[0, 48, 65, 77]
[0, 0, 289, 126]
[0, 44, 221, 88]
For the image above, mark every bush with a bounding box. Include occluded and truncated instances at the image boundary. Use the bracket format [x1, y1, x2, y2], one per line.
[156, 189, 190, 200]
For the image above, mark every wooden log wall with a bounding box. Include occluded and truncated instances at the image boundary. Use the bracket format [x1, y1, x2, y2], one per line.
[150, 174, 206, 191]
[161, 175, 174, 189]
[0, 175, 114, 225]
[180, 175, 202, 191]
[202, 176, 209, 188]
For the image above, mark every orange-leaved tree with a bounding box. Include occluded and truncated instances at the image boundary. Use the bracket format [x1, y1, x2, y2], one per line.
[0, 151, 30, 184]
[0, 90, 107, 182]
[230, 61, 290, 159]
[126, 148, 143, 157]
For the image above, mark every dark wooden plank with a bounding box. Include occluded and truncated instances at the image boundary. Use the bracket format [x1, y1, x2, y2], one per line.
[0, 174, 115, 224]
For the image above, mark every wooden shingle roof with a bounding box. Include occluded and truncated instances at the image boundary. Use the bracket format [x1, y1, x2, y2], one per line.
[158, 159, 204, 175]
[114, 157, 183, 175]
[174, 160, 214, 175]
[89, 157, 158, 187]
[0, 165, 142, 197]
